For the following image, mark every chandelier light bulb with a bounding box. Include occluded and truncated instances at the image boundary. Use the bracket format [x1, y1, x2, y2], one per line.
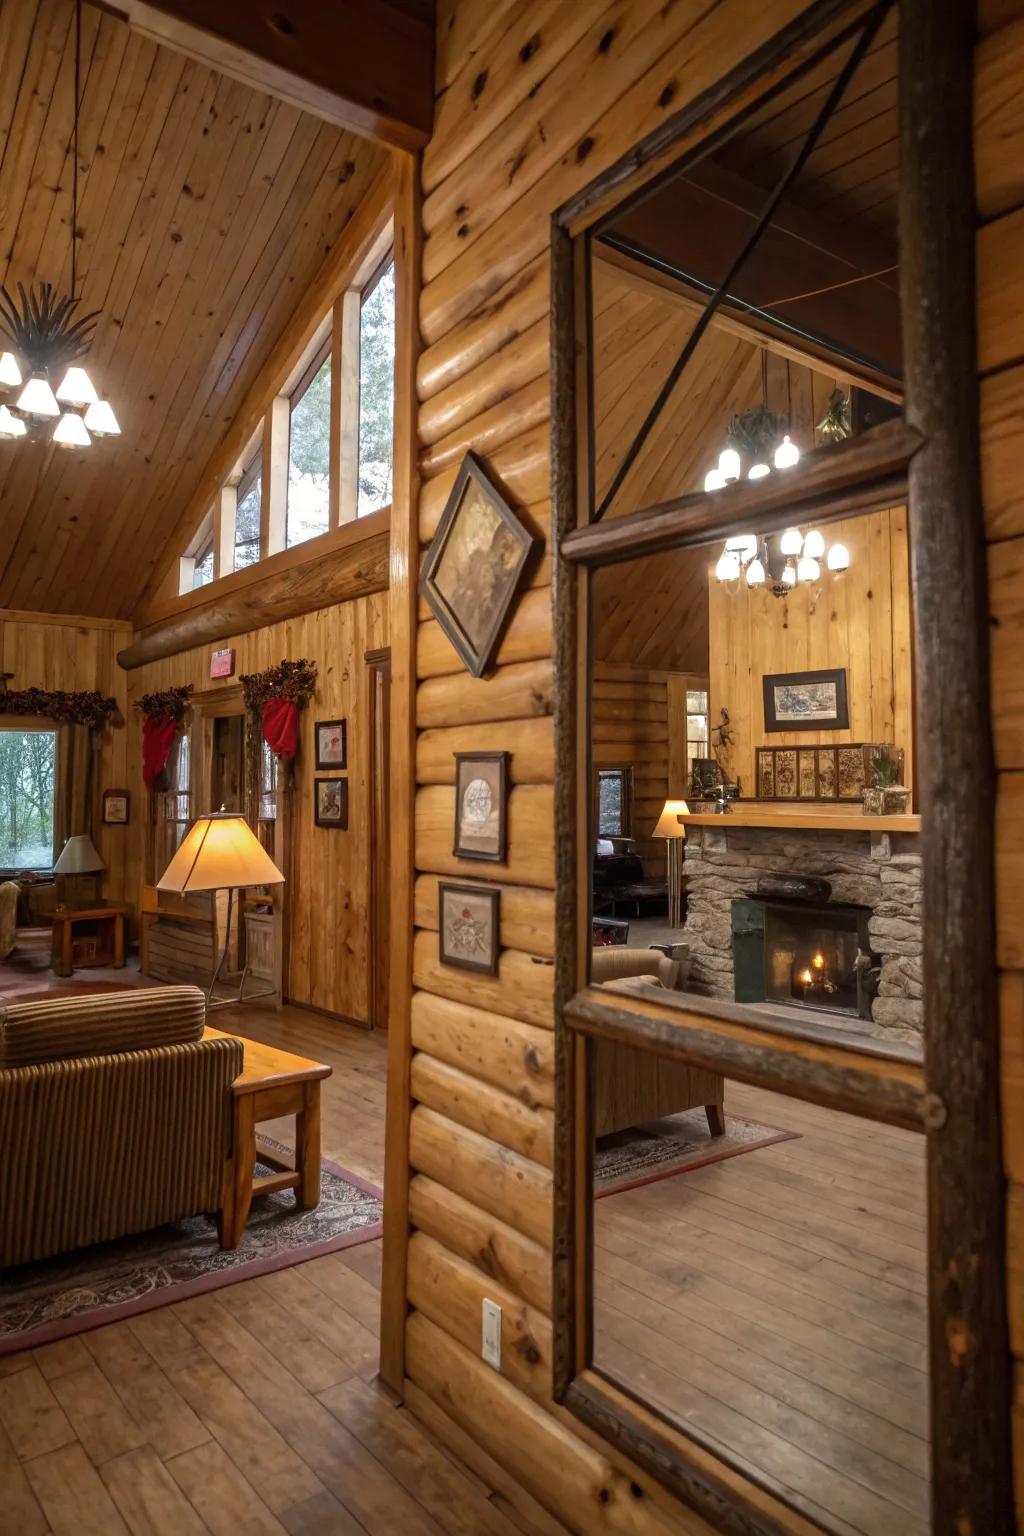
[17, 373, 60, 418]
[780, 526, 803, 556]
[83, 398, 120, 436]
[52, 411, 91, 447]
[55, 365, 98, 407]
[781, 560, 797, 588]
[774, 434, 800, 469]
[797, 555, 821, 583]
[718, 447, 741, 483]
[827, 542, 850, 572]
[802, 528, 826, 559]
[746, 556, 766, 587]
[748, 462, 770, 480]
[0, 404, 26, 437]
[715, 548, 741, 583]
[704, 468, 726, 493]
[0, 351, 22, 388]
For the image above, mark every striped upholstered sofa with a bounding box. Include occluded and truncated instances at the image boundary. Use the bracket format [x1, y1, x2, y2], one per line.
[0, 986, 243, 1268]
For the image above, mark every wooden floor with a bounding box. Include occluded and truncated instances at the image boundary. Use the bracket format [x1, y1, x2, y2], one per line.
[594, 1081, 930, 1536]
[0, 1003, 523, 1536]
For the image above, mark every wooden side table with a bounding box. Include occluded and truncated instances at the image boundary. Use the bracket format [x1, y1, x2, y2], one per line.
[206, 1028, 332, 1250]
[50, 904, 128, 978]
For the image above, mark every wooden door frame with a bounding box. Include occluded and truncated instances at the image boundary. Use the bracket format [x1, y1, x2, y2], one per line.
[366, 645, 392, 1032]
[550, 2, 1011, 1533]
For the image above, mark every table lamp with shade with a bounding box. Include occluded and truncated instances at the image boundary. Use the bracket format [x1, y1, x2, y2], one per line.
[157, 809, 284, 1008]
[652, 798, 689, 929]
[53, 833, 105, 908]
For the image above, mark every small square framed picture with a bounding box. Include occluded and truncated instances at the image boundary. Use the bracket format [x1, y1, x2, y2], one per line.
[453, 751, 509, 862]
[102, 789, 130, 824]
[315, 719, 347, 769]
[438, 882, 500, 975]
[315, 777, 348, 829]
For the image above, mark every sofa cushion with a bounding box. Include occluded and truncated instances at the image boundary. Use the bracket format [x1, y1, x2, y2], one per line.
[0, 985, 206, 1067]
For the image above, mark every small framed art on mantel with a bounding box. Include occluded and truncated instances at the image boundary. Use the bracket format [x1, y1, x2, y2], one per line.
[762, 668, 850, 732]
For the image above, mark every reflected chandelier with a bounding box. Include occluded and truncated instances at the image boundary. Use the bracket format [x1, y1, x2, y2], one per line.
[0, 0, 119, 448]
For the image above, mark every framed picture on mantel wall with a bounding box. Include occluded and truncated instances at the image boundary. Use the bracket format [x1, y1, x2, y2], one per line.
[763, 668, 850, 733]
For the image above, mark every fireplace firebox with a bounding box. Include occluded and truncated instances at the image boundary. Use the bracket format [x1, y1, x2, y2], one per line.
[731, 896, 879, 1020]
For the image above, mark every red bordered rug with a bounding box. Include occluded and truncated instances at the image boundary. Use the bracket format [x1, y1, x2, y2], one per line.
[596, 1108, 800, 1199]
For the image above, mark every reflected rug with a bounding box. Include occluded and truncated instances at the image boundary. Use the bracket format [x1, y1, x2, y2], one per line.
[0, 1140, 383, 1356]
[596, 1109, 799, 1198]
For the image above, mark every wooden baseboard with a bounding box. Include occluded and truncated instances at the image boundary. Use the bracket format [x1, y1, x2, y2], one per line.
[283, 998, 371, 1030]
[402, 1379, 570, 1536]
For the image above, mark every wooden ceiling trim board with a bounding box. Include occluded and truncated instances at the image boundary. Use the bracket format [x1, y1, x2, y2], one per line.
[0, 3, 73, 252]
[0, 4, 40, 173]
[107, 0, 434, 151]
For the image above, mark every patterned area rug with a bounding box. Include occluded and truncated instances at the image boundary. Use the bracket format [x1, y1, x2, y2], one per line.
[0, 1141, 383, 1356]
[0, 928, 150, 999]
[596, 1108, 799, 1198]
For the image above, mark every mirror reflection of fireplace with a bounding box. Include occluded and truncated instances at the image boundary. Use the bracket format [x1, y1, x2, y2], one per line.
[732, 896, 879, 1019]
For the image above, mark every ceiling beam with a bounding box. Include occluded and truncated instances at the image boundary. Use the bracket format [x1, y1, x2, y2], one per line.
[98, 0, 434, 151]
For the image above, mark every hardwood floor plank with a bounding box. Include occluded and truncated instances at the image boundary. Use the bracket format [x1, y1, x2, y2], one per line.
[82, 1324, 210, 1462]
[101, 1444, 209, 1535]
[0, 1418, 51, 1536]
[254, 1267, 380, 1381]
[49, 1364, 149, 1465]
[0, 1365, 77, 1459]
[216, 1279, 355, 1395]
[166, 1439, 288, 1536]
[301, 1253, 383, 1336]
[31, 1338, 93, 1381]
[23, 1442, 131, 1536]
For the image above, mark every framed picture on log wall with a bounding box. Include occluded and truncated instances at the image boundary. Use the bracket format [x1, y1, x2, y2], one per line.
[438, 882, 500, 975]
[453, 751, 509, 862]
[314, 777, 348, 829]
[102, 789, 130, 824]
[762, 668, 850, 732]
[315, 718, 347, 769]
[420, 452, 535, 677]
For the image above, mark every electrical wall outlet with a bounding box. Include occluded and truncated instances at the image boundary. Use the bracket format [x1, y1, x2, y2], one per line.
[481, 1297, 502, 1368]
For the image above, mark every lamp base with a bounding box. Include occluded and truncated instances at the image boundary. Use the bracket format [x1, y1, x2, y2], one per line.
[206, 886, 278, 1009]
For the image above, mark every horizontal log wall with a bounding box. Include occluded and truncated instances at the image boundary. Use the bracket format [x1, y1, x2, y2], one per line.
[397, 1, 829, 1532]
[976, 0, 1024, 1515]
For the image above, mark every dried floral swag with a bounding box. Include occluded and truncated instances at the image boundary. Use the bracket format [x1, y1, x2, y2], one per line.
[0, 682, 118, 729]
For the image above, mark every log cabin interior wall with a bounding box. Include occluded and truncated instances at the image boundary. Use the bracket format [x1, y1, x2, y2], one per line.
[976, 0, 1024, 1508]
[122, 590, 388, 1023]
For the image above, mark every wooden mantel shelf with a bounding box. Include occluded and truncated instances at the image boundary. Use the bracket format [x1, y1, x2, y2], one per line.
[683, 805, 921, 834]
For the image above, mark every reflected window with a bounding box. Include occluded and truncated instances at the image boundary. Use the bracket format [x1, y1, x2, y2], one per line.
[191, 542, 214, 589]
[287, 345, 331, 547]
[234, 451, 261, 570]
[596, 766, 633, 838]
[358, 260, 395, 516]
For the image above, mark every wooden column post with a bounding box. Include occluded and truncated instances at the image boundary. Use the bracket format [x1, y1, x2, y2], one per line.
[900, 1, 1013, 1529]
[213, 485, 236, 580]
[261, 397, 290, 557]
[336, 289, 362, 525]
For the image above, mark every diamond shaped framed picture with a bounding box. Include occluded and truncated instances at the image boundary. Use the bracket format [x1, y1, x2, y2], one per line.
[419, 451, 535, 677]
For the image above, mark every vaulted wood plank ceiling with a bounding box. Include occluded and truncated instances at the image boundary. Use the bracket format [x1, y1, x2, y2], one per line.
[0, 0, 388, 618]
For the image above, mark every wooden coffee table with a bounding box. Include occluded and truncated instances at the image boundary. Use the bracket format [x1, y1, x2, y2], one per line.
[206, 1027, 332, 1249]
[51, 903, 128, 978]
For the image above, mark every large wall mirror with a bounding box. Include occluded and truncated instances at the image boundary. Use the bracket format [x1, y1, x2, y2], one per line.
[550, 3, 1010, 1533]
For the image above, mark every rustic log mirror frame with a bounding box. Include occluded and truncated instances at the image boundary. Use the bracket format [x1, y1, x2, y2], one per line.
[550, 2, 1012, 1533]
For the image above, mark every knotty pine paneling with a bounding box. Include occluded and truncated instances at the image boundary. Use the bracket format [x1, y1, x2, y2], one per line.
[122, 591, 387, 1023]
[399, 1, 822, 1532]
[0, 612, 130, 899]
[975, 3, 1024, 1512]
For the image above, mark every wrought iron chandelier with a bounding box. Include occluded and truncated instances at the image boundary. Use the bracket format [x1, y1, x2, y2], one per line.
[0, 0, 119, 448]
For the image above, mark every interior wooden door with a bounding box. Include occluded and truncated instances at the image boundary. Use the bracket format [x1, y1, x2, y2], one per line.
[367, 647, 391, 1030]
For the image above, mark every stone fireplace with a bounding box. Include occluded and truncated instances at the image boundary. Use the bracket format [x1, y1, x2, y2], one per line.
[682, 822, 923, 1041]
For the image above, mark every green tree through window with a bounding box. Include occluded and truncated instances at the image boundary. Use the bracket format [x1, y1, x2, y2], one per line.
[0, 729, 57, 869]
[287, 352, 332, 547]
[358, 262, 395, 515]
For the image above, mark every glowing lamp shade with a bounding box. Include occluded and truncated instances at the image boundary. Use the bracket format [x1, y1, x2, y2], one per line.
[0, 405, 26, 437]
[802, 528, 826, 559]
[745, 556, 766, 587]
[726, 533, 757, 562]
[83, 398, 120, 435]
[747, 461, 770, 480]
[715, 548, 740, 583]
[704, 468, 726, 492]
[53, 834, 105, 875]
[652, 799, 690, 838]
[52, 412, 91, 447]
[718, 447, 741, 482]
[17, 373, 59, 417]
[827, 543, 850, 572]
[774, 434, 800, 469]
[797, 555, 821, 583]
[55, 365, 98, 407]
[780, 526, 803, 556]
[781, 560, 797, 588]
[0, 351, 22, 388]
[158, 812, 284, 894]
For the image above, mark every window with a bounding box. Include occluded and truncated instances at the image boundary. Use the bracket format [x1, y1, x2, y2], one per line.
[287, 344, 331, 547]
[0, 728, 56, 870]
[595, 766, 632, 838]
[357, 260, 395, 516]
[685, 687, 708, 782]
[234, 452, 261, 571]
[192, 542, 214, 589]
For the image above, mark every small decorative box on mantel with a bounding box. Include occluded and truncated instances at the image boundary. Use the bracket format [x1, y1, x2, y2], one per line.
[755, 742, 899, 802]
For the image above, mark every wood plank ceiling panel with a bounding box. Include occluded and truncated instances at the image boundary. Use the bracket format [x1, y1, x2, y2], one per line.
[0, 0, 388, 617]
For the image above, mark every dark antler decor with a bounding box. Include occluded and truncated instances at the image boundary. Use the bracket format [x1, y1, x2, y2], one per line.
[135, 684, 193, 790]
[0, 282, 100, 377]
[0, 675, 118, 729]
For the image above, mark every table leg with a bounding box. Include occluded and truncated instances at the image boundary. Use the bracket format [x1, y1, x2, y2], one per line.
[113, 913, 125, 968]
[61, 921, 73, 978]
[296, 1083, 322, 1210]
[221, 1095, 256, 1250]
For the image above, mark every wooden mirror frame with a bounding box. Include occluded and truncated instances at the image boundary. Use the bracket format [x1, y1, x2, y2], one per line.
[550, 2, 1012, 1532]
